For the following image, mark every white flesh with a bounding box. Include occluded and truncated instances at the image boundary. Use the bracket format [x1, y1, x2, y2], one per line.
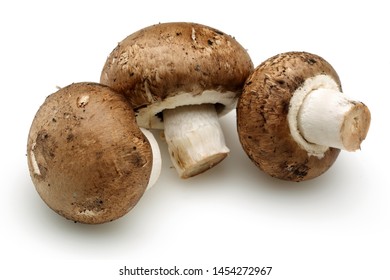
[298, 88, 370, 151]
[288, 75, 370, 158]
[163, 104, 229, 178]
[136, 90, 237, 129]
[140, 128, 162, 189]
[30, 143, 41, 176]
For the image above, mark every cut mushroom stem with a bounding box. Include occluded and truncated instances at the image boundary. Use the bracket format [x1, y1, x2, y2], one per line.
[163, 103, 229, 178]
[297, 88, 371, 151]
[140, 128, 162, 189]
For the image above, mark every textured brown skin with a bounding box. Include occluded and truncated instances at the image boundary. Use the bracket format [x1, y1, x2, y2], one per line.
[100, 22, 254, 113]
[27, 83, 153, 224]
[237, 52, 341, 182]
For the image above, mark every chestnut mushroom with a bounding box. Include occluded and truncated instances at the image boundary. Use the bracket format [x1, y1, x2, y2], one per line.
[237, 52, 371, 181]
[27, 82, 161, 224]
[100, 22, 254, 178]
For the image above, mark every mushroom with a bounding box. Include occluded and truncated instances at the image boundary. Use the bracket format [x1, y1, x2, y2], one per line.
[237, 51, 371, 181]
[100, 22, 254, 178]
[27, 82, 161, 224]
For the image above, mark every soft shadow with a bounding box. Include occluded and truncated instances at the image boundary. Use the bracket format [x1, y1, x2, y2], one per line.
[16, 171, 156, 259]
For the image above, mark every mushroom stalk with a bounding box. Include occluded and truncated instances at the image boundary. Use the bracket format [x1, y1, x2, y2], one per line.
[140, 128, 162, 189]
[163, 104, 229, 178]
[297, 88, 371, 151]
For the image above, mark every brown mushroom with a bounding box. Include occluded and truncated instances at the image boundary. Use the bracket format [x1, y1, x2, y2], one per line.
[27, 82, 161, 224]
[100, 22, 254, 178]
[237, 52, 371, 181]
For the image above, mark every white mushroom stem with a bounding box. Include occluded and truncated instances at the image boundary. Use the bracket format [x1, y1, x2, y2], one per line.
[297, 88, 371, 151]
[140, 128, 162, 190]
[163, 104, 230, 178]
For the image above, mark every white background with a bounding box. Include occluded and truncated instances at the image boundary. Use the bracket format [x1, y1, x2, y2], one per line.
[1, 0, 388, 279]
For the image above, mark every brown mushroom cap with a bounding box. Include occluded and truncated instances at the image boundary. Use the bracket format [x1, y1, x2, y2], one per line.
[27, 82, 153, 224]
[237, 52, 341, 181]
[100, 22, 254, 129]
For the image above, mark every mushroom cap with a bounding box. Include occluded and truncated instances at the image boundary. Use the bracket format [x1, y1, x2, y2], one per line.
[237, 52, 341, 181]
[100, 22, 254, 129]
[27, 82, 153, 224]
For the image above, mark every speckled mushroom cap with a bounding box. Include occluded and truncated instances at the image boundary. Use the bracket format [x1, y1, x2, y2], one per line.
[100, 22, 254, 129]
[27, 82, 153, 224]
[237, 52, 341, 181]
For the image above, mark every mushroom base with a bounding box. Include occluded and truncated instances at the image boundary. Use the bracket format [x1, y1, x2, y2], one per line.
[163, 104, 229, 178]
[180, 153, 228, 179]
[297, 88, 371, 151]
